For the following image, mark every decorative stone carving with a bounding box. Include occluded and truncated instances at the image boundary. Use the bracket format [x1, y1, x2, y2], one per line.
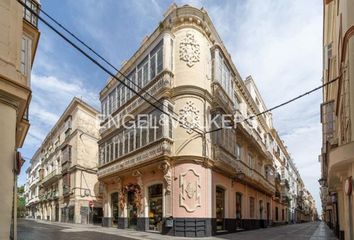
[159, 161, 172, 194]
[179, 100, 200, 134]
[179, 169, 201, 212]
[179, 33, 200, 67]
[132, 170, 143, 188]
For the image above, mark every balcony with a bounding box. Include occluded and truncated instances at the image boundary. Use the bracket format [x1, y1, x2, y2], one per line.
[61, 161, 71, 173]
[328, 141, 354, 188]
[212, 145, 275, 194]
[100, 70, 173, 134]
[237, 121, 273, 161]
[29, 177, 39, 189]
[47, 190, 59, 200]
[40, 170, 60, 186]
[211, 81, 236, 114]
[25, 196, 39, 206]
[22, 0, 40, 28]
[63, 185, 71, 196]
[98, 139, 173, 178]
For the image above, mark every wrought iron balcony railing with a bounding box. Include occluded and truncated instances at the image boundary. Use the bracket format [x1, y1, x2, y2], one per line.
[41, 170, 60, 186]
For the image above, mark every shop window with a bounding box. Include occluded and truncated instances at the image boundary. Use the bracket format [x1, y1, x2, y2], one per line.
[148, 184, 163, 232]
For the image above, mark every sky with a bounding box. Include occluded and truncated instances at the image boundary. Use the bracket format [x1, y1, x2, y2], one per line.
[20, 0, 323, 214]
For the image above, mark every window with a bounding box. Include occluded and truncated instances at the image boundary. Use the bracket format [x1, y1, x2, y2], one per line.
[22, 0, 39, 27]
[116, 86, 121, 109]
[102, 98, 108, 118]
[114, 138, 118, 159]
[216, 52, 233, 101]
[100, 40, 164, 120]
[20, 35, 32, 81]
[236, 192, 242, 219]
[109, 90, 116, 114]
[236, 144, 242, 160]
[150, 41, 163, 80]
[170, 39, 174, 71]
[248, 154, 253, 169]
[249, 197, 255, 218]
[321, 101, 335, 142]
[99, 105, 173, 165]
[121, 86, 125, 106]
[61, 145, 71, 164]
[62, 173, 70, 195]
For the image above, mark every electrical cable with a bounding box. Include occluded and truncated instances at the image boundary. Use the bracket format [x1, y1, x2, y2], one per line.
[18, 0, 203, 136]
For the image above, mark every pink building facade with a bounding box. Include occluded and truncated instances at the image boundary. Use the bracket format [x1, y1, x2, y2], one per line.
[97, 4, 293, 237]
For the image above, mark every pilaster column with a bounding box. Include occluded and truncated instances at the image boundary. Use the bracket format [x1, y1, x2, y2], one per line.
[0, 100, 16, 240]
[159, 161, 172, 217]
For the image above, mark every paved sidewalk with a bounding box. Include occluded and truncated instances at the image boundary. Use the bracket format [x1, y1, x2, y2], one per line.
[310, 222, 337, 240]
[24, 219, 206, 240]
[22, 219, 338, 240]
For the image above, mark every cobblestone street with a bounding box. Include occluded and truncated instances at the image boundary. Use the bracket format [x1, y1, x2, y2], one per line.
[18, 219, 337, 240]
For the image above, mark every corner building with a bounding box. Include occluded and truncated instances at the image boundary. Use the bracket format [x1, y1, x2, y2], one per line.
[98, 4, 305, 237]
[0, 0, 40, 238]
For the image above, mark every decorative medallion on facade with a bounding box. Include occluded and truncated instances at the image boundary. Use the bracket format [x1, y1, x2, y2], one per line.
[179, 33, 200, 67]
[179, 169, 201, 212]
[179, 100, 200, 134]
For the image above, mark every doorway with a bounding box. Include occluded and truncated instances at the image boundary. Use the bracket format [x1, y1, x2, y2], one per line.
[148, 184, 163, 232]
[266, 202, 270, 223]
[236, 192, 242, 230]
[55, 204, 59, 222]
[111, 192, 119, 227]
[127, 191, 137, 229]
[216, 187, 225, 231]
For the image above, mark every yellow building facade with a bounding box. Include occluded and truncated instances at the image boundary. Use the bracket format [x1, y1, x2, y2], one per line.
[0, 0, 39, 239]
[25, 98, 102, 224]
[320, 0, 354, 239]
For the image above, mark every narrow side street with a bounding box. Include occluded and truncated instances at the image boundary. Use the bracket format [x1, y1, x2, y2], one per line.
[18, 219, 337, 240]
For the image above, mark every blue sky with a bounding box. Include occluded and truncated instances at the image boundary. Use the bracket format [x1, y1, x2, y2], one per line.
[20, 0, 323, 214]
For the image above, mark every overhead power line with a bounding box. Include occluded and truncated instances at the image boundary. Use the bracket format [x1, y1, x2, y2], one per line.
[18, 0, 203, 135]
[39, 7, 176, 119]
[19, 1, 339, 136]
[206, 75, 340, 134]
[247, 75, 340, 121]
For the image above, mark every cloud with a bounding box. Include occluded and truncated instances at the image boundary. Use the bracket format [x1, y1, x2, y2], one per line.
[20, 0, 324, 216]
[204, 0, 323, 214]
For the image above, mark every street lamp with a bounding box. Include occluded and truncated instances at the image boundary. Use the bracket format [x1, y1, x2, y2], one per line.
[318, 178, 327, 187]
